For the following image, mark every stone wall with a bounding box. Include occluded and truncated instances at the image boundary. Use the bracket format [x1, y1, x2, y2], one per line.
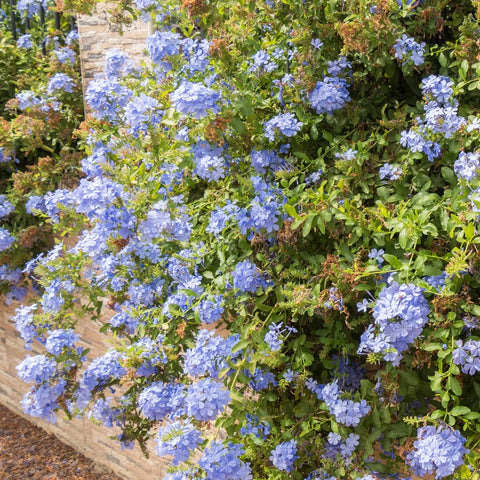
[0, 299, 168, 480]
[77, 2, 151, 96]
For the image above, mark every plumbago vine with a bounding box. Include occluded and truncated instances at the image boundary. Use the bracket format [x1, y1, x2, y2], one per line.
[8, 0, 480, 478]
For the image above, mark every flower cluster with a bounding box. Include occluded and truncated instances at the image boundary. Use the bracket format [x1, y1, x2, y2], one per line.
[358, 282, 430, 365]
[264, 112, 303, 142]
[406, 426, 468, 479]
[452, 339, 480, 375]
[199, 441, 252, 480]
[393, 34, 425, 66]
[269, 440, 298, 472]
[170, 81, 222, 119]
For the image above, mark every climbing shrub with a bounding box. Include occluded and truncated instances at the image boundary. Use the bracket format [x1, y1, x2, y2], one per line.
[11, 0, 480, 479]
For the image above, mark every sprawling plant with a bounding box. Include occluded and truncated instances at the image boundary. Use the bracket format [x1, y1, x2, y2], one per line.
[0, 2, 82, 301]
[10, 0, 480, 478]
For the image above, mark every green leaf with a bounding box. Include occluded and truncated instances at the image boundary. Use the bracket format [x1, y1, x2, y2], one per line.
[450, 406, 471, 416]
[431, 409, 445, 420]
[441, 167, 457, 186]
[231, 339, 250, 353]
[230, 117, 246, 134]
[439, 52, 448, 67]
[284, 203, 299, 219]
[447, 377, 462, 396]
[302, 215, 315, 237]
[399, 229, 408, 249]
[383, 254, 403, 269]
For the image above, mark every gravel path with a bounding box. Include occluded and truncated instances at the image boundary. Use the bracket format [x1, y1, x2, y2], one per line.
[0, 404, 124, 480]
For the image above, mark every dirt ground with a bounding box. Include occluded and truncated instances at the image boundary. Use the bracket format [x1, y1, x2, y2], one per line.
[0, 404, 124, 480]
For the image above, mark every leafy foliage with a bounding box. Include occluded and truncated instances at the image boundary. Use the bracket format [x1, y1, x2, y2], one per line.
[9, 0, 480, 479]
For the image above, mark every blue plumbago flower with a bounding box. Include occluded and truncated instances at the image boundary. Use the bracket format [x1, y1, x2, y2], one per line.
[138, 382, 186, 420]
[421, 75, 454, 104]
[318, 381, 370, 427]
[124, 93, 162, 136]
[15, 91, 42, 110]
[85, 78, 132, 122]
[424, 102, 465, 138]
[0, 265, 22, 284]
[327, 56, 352, 77]
[65, 29, 79, 46]
[393, 34, 426, 66]
[109, 310, 140, 334]
[17, 355, 57, 384]
[80, 142, 112, 178]
[467, 117, 480, 132]
[406, 426, 468, 479]
[311, 38, 323, 50]
[269, 439, 298, 472]
[192, 141, 227, 182]
[47, 73, 76, 95]
[264, 112, 303, 142]
[454, 151, 480, 181]
[156, 420, 202, 465]
[323, 287, 344, 311]
[89, 397, 123, 428]
[305, 168, 323, 185]
[368, 248, 385, 265]
[25, 195, 45, 214]
[184, 329, 240, 378]
[207, 201, 240, 235]
[379, 163, 402, 181]
[21, 380, 66, 423]
[0, 227, 14, 251]
[357, 299, 370, 313]
[184, 377, 231, 421]
[82, 350, 127, 391]
[54, 47, 76, 64]
[250, 149, 286, 174]
[240, 414, 270, 439]
[0, 147, 12, 163]
[170, 81, 222, 119]
[135, 0, 158, 10]
[5, 285, 28, 306]
[17, 0, 50, 18]
[45, 329, 80, 356]
[358, 282, 430, 365]
[147, 31, 181, 64]
[17, 33, 33, 49]
[283, 369, 298, 382]
[249, 49, 278, 73]
[452, 339, 480, 375]
[309, 77, 351, 115]
[335, 148, 357, 161]
[340, 433, 359, 458]
[181, 38, 210, 75]
[423, 272, 448, 291]
[41, 278, 75, 313]
[0, 195, 14, 218]
[235, 176, 286, 235]
[265, 322, 297, 351]
[246, 368, 278, 391]
[331, 356, 365, 391]
[197, 295, 224, 324]
[104, 48, 132, 78]
[199, 441, 252, 480]
[71, 177, 127, 220]
[14, 304, 39, 349]
[232, 259, 269, 293]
